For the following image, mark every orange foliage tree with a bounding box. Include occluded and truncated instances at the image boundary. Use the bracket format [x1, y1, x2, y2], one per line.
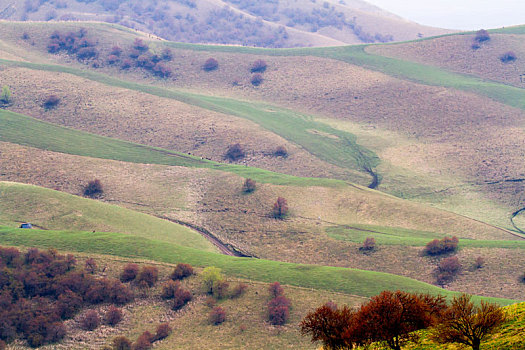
[430, 294, 506, 350]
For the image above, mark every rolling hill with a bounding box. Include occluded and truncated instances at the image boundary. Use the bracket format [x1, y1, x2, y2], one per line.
[0, 19, 524, 349]
[0, 0, 452, 47]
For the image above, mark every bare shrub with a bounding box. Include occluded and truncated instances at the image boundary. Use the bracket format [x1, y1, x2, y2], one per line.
[133, 331, 153, 350]
[203, 58, 219, 71]
[133, 38, 149, 52]
[136, 266, 158, 288]
[161, 280, 180, 299]
[268, 295, 291, 325]
[500, 51, 517, 63]
[170, 263, 194, 280]
[113, 336, 132, 350]
[225, 143, 245, 161]
[474, 256, 485, 269]
[205, 296, 216, 308]
[250, 59, 267, 73]
[231, 282, 248, 298]
[437, 256, 462, 285]
[110, 46, 123, 56]
[107, 54, 120, 64]
[105, 306, 123, 326]
[272, 197, 288, 219]
[121, 59, 132, 70]
[242, 178, 256, 193]
[43, 95, 60, 110]
[268, 282, 283, 298]
[474, 29, 490, 43]
[80, 310, 100, 331]
[213, 280, 230, 300]
[85, 258, 97, 274]
[172, 287, 192, 310]
[251, 73, 263, 86]
[273, 146, 288, 157]
[154, 323, 172, 341]
[83, 179, 103, 198]
[424, 236, 458, 255]
[209, 306, 226, 325]
[360, 237, 376, 252]
[120, 263, 139, 282]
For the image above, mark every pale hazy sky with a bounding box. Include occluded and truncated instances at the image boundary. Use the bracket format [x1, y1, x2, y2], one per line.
[365, 0, 524, 30]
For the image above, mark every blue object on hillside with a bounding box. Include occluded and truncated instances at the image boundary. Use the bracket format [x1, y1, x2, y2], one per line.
[20, 223, 33, 229]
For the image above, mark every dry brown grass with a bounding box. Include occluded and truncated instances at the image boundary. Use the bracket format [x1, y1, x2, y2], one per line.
[368, 33, 525, 87]
[2, 142, 524, 300]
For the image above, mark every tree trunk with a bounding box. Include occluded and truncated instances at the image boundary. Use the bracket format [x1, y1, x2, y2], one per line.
[472, 338, 481, 350]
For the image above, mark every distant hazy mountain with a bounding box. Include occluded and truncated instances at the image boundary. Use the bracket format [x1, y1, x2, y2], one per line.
[0, 0, 453, 47]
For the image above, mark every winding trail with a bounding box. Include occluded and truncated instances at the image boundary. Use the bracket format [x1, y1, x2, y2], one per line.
[160, 216, 254, 258]
[511, 207, 525, 235]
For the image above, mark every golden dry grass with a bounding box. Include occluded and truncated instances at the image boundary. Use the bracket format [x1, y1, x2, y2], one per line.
[2, 142, 524, 300]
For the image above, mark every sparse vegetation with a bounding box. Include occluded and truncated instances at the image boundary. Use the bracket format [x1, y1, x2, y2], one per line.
[251, 73, 264, 86]
[43, 94, 60, 110]
[80, 310, 101, 331]
[242, 178, 257, 193]
[474, 256, 485, 269]
[231, 282, 248, 298]
[83, 179, 104, 198]
[424, 236, 459, 256]
[500, 51, 517, 63]
[273, 146, 288, 158]
[209, 306, 227, 325]
[0, 85, 11, 104]
[203, 58, 219, 71]
[272, 197, 288, 219]
[360, 237, 376, 252]
[225, 143, 245, 161]
[250, 59, 267, 73]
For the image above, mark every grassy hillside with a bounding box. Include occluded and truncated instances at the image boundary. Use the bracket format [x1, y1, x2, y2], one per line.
[0, 226, 517, 306]
[0, 0, 450, 48]
[0, 181, 217, 252]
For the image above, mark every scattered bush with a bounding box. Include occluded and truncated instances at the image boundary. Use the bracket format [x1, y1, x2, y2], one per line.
[83, 179, 104, 198]
[110, 46, 123, 56]
[105, 306, 123, 326]
[424, 236, 458, 255]
[133, 38, 149, 52]
[43, 94, 60, 109]
[22, 32, 30, 40]
[136, 266, 158, 288]
[121, 59, 132, 70]
[161, 280, 180, 299]
[268, 295, 291, 325]
[113, 336, 132, 350]
[437, 256, 462, 285]
[474, 256, 485, 269]
[133, 331, 153, 350]
[242, 178, 256, 193]
[213, 280, 230, 299]
[231, 282, 248, 298]
[273, 146, 288, 158]
[474, 29, 490, 43]
[360, 237, 376, 252]
[85, 258, 97, 274]
[205, 296, 217, 308]
[251, 73, 263, 86]
[170, 263, 194, 280]
[152, 62, 172, 78]
[209, 306, 226, 325]
[268, 282, 283, 298]
[172, 287, 192, 310]
[120, 263, 139, 282]
[225, 143, 245, 161]
[80, 310, 101, 331]
[250, 59, 267, 73]
[154, 323, 172, 341]
[107, 54, 120, 64]
[203, 57, 219, 71]
[272, 197, 288, 219]
[161, 48, 173, 61]
[500, 51, 517, 63]
[1, 85, 11, 104]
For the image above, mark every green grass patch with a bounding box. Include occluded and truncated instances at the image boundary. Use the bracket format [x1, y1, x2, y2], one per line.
[0, 226, 517, 305]
[0, 181, 216, 252]
[0, 108, 343, 187]
[327, 224, 525, 249]
[0, 58, 379, 178]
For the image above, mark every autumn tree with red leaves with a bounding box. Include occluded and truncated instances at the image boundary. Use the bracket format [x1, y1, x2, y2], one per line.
[272, 197, 288, 219]
[430, 294, 506, 350]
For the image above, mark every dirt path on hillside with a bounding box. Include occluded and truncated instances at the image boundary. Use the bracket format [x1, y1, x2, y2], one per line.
[160, 216, 254, 258]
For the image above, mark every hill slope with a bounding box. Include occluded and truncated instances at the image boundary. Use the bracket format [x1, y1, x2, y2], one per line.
[0, 0, 452, 47]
